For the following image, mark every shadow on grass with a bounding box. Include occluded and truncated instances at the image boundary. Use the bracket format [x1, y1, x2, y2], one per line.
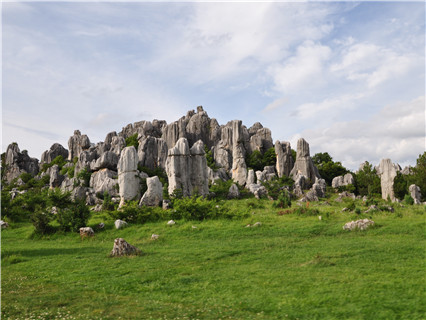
[2, 246, 102, 259]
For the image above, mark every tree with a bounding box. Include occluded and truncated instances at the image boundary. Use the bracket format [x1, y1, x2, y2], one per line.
[354, 162, 381, 197]
[312, 152, 348, 185]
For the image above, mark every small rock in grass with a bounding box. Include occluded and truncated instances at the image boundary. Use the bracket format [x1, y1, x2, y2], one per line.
[151, 234, 159, 240]
[167, 220, 176, 225]
[79, 227, 94, 239]
[252, 222, 262, 227]
[0, 220, 9, 229]
[318, 216, 322, 220]
[192, 225, 197, 229]
[115, 219, 128, 229]
[110, 238, 141, 257]
[343, 219, 375, 231]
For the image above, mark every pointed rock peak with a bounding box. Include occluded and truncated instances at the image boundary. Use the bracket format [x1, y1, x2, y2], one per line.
[296, 138, 310, 158]
[169, 138, 190, 156]
[190, 140, 205, 155]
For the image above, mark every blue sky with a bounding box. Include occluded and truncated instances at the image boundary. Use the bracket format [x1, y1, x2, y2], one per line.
[2, 1, 425, 170]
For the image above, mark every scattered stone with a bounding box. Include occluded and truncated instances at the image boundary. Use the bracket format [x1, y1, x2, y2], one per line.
[318, 216, 322, 220]
[342, 207, 349, 212]
[167, 220, 176, 225]
[365, 205, 379, 213]
[151, 234, 159, 240]
[1, 221, 9, 229]
[79, 227, 94, 239]
[409, 184, 422, 205]
[162, 199, 171, 210]
[110, 238, 141, 257]
[245, 222, 262, 227]
[97, 223, 105, 229]
[343, 219, 375, 231]
[192, 225, 198, 229]
[114, 219, 128, 229]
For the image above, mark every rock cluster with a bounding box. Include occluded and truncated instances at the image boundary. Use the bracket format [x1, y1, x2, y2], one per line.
[4, 143, 39, 182]
[290, 138, 320, 184]
[343, 219, 375, 231]
[332, 173, 354, 188]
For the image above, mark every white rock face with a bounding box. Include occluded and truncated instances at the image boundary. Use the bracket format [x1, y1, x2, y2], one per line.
[115, 219, 128, 229]
[332, 173, 355, 188]
[311, 178, 327, 198]
[79, 227, 94, 238]
[90, 168, 118, 197]
[290, 138, 320, 184]
[343, 219, 375, 231]
[118, 146, 140, 202]
[166, 138, 209, 197]
[378, 158, 398, 202]
[137, 136, 168, 170]
[167, 220, 176, 225]
[231, 120, 248, 186]
[275, 141, 294, 178]
[409, 184, 422, 204]
[246, 169, 255, 186]
[68, 130, 91, 161]
[139, 176, 163, 207]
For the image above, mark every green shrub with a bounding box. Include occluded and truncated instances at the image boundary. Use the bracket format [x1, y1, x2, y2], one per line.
[272, 190, 291, 209]
[48, 188, 72, 209]
[60, 164, 75, 178]
[76, 168, 91, 187]
[41, 155, 67, 173]
[19, 172, 33, 183]
[294, 207, 321, 216]
[125, 134, 139, 149]
[205, 145, 220, 171]
[57, 201, 91, 232]
[209, 179, 234, 199]
[262, 176, 294, 200]
[102, 192, 116, 211]
[138, 166, 168, 185]
[354, 162, 381, 197]
[109, 201, 165, 224]
[171, 196, 222, 221]
[246, 147, 277, 172]
[393, 172, 408, 200]
[30, 209, 54, 235]
[404, 194, 414, 205]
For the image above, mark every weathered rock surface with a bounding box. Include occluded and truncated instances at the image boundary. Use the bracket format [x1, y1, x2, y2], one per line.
[275, 141, 294, 178]
[332, 173, 354, 188]
[207, 167, 228, 184]
[114, 219, 128, 229]
[249, 124, 273, 153]
[409, 184, 422, 204]
[49, 165, 65, 188]
[90, 168, 118, 197]
[4, 143, 39, 182]
[68, 130, 91, 161]
[343, 219, 375, 231]
[231, 120, 248, 186]
[118, 146, 140, 203]
[139, 176, 163, 207]
[91, 151, 119, 171]
[228, 183, 240, 199]
[247, 183, 267, 199]
[311, 178, 327, 198]
[79, 227, 94, 238]
[166, 138, 209, 197]
[293, 174, 307, 198]
[289, 138, 320, 184]
[246, 169, 255, 186]
[377, 158, 398, 202]
[40, 143, 69, 166]
[137, 136, 168, 170]
[110, 238, 140, 256]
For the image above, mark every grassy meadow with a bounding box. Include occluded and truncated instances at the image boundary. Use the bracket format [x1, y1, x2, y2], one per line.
[1, 198, 425, 320]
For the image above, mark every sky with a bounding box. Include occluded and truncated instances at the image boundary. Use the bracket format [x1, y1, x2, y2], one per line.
[2, 1, 425, 170]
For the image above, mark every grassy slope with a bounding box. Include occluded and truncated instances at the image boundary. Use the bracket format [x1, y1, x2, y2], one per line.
[1, 200, 425, 320]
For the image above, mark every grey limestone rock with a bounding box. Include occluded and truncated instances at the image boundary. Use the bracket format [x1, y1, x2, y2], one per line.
[91, 151, 119, 171]
[68, 130, 91, 161]
[231, 120, 247, 186]
[90, 168, 119, 197]
[137, 136, 168, 170]
[378, 158, 398, 202]
[343, 219, 375, 231]
[139, 176, 163, 207]
[40, 143, 69, 166]
[249, 127, 273, 154]
[289, 138, 320, 184]
[246, 169, 255, 186]
[293, 174, 307, 198]
[228, 183, 240, 199]
[110, 136, 126, 155]
[4, 143, 39, 182]
[332, 173, 354, 188]
[311, 178, 326, 198]
[409, 184, 422, 205]
[275, 141, 294, 178]
[110, 238, 140, 256]
[166, 138, 209, 197]
[118, 146, 140, 203]
[207, 167, 229, 184]
[49, 165, 65, 188]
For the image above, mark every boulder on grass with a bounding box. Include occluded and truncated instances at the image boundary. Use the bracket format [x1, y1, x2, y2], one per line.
[79, 227, 94, 239]
[343, 219, 375, 231]
[115, 219, 128, 229]
[110, 238, 141, 257]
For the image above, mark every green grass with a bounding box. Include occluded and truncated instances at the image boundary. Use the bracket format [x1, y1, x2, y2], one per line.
[2, 199, 425, 320]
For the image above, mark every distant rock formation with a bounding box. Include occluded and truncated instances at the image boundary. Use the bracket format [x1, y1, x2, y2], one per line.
[377, 158, 398, 202]
[68, 130, 91, 161]
[40, 143, 69, 166]
[332, 173, 354, 188]
[275, 141, 294, 178]
[118, 146, 140, 205]
[4, 143, 39, 182]
[290, 138, 320, 184]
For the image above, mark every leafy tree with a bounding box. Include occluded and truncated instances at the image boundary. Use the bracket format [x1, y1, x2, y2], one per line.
[354, 162, 381, 197]
[246, 150, 264, 172]
[407, 152, 426, 201]
[312, 152, 348, 185]
[57, 200, 91, 232]
[393, 172, 408, 200]
[263, 147, 277, 167]
[204, 145, 219, 170]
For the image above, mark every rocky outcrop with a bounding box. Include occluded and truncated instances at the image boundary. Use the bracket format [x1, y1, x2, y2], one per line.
[332, 173, 354, 188]
[377, 158, 398, 202]
[91, 151, 118, 171]
[231, 120, 247, 186]
[343, 219, 375, 231]
[139, 176, 163, 207]
[40, 143, 69, 166]
[409, 184, 422, 204]
[137, 136, 168, 170]
[49, 165, 65, 188]
[90, 168, 118, 197]
[275, 141, 294, 178]
[186, 106, 220, 149]
[248, 123, 273, 153]
[166, 138, 209, 197]
[118, 147, 140, 204]
[246, 169, 255, 186]
[293, 174, 307, 198]
[311, 178, 326, 198]
[207, 167, 228, 184]
[289, 138, 320, 184]
[68, 130, 91, 161]
[4, 143, 39, 182]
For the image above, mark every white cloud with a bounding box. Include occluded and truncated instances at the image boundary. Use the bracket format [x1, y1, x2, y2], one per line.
[297, 96, 425, 170]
